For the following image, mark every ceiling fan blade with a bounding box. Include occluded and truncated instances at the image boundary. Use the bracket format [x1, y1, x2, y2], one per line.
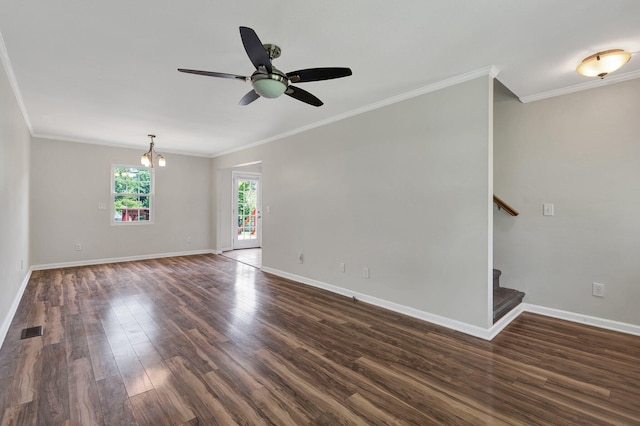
[239, 26, 272, 73]
[285, 86, 323, 107]
[178, 69, 249, 81]
[287, 67, 352, 83]
[239, 90, 260, 106]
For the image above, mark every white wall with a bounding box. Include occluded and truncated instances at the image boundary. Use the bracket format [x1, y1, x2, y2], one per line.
[213, 76, 494, 328]
[494, 78, 640, 326]
[0, 57, 31, 343]
[30, 138, 212, 266]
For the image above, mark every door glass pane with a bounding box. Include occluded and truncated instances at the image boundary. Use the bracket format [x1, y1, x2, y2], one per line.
[237, 178, 258, 241]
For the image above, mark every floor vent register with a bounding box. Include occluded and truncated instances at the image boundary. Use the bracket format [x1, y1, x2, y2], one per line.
[20, 325, 43, 340]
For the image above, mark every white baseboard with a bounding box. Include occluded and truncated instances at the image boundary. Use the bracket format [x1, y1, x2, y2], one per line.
[487, 303, 525, 340]
[9, 259, 638, 345]
[0, 268, 32, 349]
[31, 249, 217, 271]
[261, 267, 640, 341]
[261, 267, 501, 340]
[523, 303, 640, 337]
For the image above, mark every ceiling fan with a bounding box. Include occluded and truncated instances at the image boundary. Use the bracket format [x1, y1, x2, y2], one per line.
[178, 26, 352, 107]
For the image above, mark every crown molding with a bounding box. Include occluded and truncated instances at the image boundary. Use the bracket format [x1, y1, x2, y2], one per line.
[31, 133, 212, 158]
[0, 30, 33, 133]
[519, 69, 640, 103]
[212, 65, 500, 158]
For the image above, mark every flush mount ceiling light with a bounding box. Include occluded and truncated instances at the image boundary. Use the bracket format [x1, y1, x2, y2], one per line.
[140, 134, 166, 168]
[576, 49, 632, 78]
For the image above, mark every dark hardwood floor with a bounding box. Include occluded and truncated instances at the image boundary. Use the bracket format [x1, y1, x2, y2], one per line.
[1, 254, 639, 425]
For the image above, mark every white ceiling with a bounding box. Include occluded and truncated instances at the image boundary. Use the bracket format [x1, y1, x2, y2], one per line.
[1, 1, 639, 157]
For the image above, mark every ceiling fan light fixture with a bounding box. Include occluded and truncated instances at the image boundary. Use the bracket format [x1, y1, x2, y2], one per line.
[576, 49, 631, 78]
[251, 72, 288, 98]
[178, 26, 352, 106]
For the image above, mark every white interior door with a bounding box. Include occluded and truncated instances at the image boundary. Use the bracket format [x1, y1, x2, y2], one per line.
[233, 173, 262, 249]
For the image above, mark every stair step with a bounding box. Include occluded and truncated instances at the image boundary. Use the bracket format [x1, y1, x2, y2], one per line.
[493, 286, 525, 323]
[493, 269, 501, 289]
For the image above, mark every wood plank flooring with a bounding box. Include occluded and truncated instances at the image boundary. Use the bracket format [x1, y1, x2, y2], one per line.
[1, 254, 639, 425]
[221, 248, 262, 269]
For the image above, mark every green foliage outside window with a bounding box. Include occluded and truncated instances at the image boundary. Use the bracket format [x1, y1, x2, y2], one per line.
[113, 167, 152, 222]
[237, 180, 257, 228]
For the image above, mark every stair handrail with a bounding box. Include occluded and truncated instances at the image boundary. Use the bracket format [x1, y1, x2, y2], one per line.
[493, 195, 519, 216]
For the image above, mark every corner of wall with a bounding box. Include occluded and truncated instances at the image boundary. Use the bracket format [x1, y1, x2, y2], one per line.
[0, 268, 32, 349]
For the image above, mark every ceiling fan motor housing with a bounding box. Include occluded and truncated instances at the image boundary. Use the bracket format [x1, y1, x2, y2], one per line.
[263, 44, 281, 60]
[178, 26, 351, 106]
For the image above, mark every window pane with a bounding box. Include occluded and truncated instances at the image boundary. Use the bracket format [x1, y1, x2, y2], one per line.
[114, 167, 152, 195]
[115, 168, 134, 194]
[138, 169, 151, 194]
[115, 195, 139, 222]
[113, 165, 154, 224]
[138, 208, 150, 222]
[112, 167, 152, 222]
[114, 168, 129, 194]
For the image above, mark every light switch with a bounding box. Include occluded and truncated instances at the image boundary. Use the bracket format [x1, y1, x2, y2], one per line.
[543, 203, 554, 216]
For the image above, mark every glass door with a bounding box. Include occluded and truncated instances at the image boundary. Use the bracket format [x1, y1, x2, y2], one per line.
[233, 174, 261, 249]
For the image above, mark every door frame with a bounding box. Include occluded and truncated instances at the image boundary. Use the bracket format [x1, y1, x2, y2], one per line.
[231, 172, 262, 250]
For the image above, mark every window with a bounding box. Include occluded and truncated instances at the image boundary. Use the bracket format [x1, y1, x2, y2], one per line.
[112, 166, 153, 223]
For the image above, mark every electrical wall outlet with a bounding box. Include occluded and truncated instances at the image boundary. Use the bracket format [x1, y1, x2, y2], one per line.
[186, 236, 192, 244]
[363, 267, 370, 279]
[298, 252, 304, 264]
[543, 203, 554, 216]
[592, 282, 605, 297]
[75, 243, 82, 251]
[339, 262, 346, 273]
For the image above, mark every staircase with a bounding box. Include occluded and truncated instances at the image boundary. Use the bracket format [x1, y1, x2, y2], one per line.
[493, 269, 525, 323]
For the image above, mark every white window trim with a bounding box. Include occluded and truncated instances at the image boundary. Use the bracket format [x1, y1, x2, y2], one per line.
[111, 164, 155, 225]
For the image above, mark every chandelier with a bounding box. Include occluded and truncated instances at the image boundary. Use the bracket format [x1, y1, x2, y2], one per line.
[140, 134, 166, 168]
